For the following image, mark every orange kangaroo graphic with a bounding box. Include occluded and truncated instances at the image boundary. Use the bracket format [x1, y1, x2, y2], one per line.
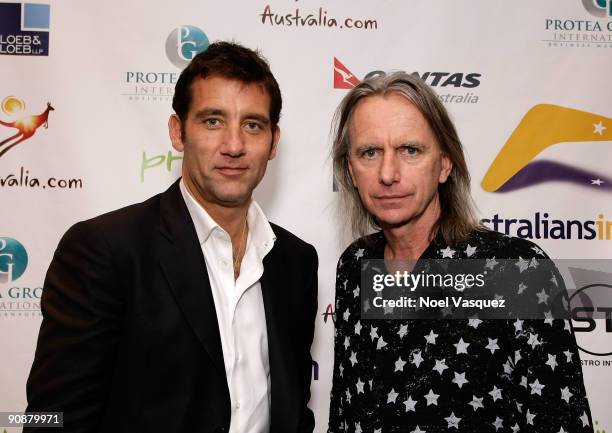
[0, 102, 54, 158]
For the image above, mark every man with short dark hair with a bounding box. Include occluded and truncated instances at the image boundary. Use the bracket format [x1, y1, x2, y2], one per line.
[26, 41, 318, 433]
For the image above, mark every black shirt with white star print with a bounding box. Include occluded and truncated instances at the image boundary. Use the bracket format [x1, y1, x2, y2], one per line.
[328, 229, 594, 433]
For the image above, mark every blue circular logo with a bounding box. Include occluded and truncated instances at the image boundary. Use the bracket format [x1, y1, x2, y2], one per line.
[582, 0, 612, 17]
[0, 237, 28, 283]
[165, 26, 209, 69]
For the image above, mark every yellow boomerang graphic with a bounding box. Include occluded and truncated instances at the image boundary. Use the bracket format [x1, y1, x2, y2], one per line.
[482, 104, 612, 192]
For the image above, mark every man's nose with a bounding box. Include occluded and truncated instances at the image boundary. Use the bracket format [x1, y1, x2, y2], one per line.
[379, 152, 400, 185]
[221, 124, 246, 157]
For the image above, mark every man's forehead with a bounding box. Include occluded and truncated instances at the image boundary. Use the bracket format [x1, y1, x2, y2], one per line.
[189, 75, 271, 115]
[350, 96, 426, 127]
[347, 94, 437, 145]
[194, 75, 268, 97]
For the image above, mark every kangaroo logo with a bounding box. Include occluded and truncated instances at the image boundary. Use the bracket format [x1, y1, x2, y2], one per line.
[582, 0, 612, 17]
[333, 57, 360, 89]
[0, 96, 54, 158]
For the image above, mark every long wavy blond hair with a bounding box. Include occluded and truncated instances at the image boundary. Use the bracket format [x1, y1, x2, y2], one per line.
[332, 71, 479, 246]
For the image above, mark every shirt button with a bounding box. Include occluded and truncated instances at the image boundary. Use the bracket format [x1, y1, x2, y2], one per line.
[236, 402, 241, 409]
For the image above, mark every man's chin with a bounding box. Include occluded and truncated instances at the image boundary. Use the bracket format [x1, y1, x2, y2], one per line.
[374, 211, 419, 229]
[211, 190, 253, 207]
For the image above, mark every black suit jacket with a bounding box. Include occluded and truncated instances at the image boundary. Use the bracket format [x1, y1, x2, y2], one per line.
[25, 180, 318, 433]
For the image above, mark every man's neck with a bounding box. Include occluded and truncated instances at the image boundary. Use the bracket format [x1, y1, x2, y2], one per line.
[183, 179, 250, 242]
[382, 196, 441, 260]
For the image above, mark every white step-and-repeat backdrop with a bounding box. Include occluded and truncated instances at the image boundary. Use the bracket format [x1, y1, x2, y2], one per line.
[1, 0, 611, 431]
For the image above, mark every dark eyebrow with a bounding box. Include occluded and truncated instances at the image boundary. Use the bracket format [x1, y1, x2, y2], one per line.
[192, 108, 270, 125]
[243, 113, 270, 125]
[193, 108, 225, 120]
[398, 140, 426, 147]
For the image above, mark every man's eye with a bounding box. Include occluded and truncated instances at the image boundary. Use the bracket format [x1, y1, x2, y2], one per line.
[401, 145, 420, 156]
[244, 122, 262, 132]
[204, 118, 222, 127]
[360, 148, 379, 159]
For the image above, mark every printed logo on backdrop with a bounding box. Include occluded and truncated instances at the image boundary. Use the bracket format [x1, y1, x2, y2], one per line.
[0, 237, 40, 318]
[333, 57, 482, 105]
[482, 104, 611, 194]
[121, 25, 209, 103]
[0, 96, 53, 158]
[260, 3, 378, 31]
[542, 0, 612, 48]
[322, 303, 336, 324]
[165, 26, 209, 68]
[582, 0, 612, 17]
[572, 284, 612, 357]
[480, 104, 611, 241]
[566, 268, 612, 368]
[0, 96, 84, 190]
[0, 2, 50, 56]
[0, 238, 28, 284]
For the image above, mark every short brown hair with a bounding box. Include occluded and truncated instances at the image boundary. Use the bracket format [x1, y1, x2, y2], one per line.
[172, 41, 282, 132]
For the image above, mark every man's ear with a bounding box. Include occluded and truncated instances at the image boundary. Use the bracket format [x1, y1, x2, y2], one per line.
[439, 153, 452, 184]
[168, 114, 185, 152]
[269, 126, 280, 160]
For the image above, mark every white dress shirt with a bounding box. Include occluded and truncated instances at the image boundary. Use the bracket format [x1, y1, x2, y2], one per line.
[180, 180, 276, 433]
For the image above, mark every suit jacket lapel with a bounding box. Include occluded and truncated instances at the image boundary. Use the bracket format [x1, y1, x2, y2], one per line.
[261, 241, 298, 432]
[157, 180, 226, 376]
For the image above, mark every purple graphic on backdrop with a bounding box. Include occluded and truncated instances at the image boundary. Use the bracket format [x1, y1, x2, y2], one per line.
[496, 160, 612, 192]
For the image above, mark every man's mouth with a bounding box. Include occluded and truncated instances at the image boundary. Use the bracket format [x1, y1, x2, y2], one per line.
[216, 166, 248, 176]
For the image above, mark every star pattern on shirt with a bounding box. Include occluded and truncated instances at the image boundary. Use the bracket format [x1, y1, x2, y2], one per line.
[536, 288, 550, 304]
[350, 377, 362, 396]
[452, 371, 469, 388]
[515, 256, 529, 273]
[465, 244, 477, 257]
[546, 353, 558, 371]
[404, 395, 417, 412]
[424, 330, 438, 345]
[387, 388, 399, 404]
[412, 350, 424, 368]
[454, 337, 470, 354]
[432, 359, 448, 375]
[328, 230, 594, 433]
[424, 389, 439, 406]
[468, 318, 482, 328]
[485, 338, 500, 354]
[394, 356, 407, 372]
[444, 412, 461, 429]
[397, 324, 408, 339]
[469, 395, 484, 411]
[561, 386, 573, 403]
[489, 385, 502, 402]
[354, 320, 362, 335]
[529, 379, 545, 396]
[440, 246, 456, 258]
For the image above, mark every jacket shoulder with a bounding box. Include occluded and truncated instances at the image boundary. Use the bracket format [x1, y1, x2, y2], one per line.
[62, 192, 163, 246]
[337, 232, 384, 270]
[461, 228, 549, 260]
[269, 222, 317, 259]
